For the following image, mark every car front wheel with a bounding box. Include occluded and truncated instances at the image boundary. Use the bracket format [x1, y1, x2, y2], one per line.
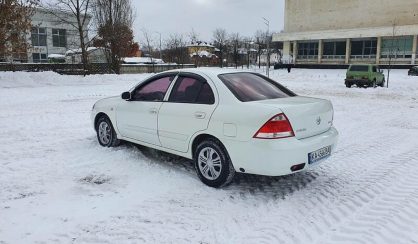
[194, 139, 235, 188]
[96, 116, 120, 147]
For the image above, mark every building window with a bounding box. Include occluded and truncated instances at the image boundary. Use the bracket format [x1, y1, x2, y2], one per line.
[31, 27, 47, 47]
[381, 36, 413, 59]
[351, 39, 377, 58]
[298, 42, 318, 59]
[32, 53, 48, 63]
[52, 29, 67, 47]
[323, 41, 346, 59]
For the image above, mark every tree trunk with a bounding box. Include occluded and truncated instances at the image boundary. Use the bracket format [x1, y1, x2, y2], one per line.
[78, 26, 88, 76]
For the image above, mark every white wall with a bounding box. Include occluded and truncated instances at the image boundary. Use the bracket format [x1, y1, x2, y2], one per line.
[285, 0, 418, 33]
[27, 8, 90, 62]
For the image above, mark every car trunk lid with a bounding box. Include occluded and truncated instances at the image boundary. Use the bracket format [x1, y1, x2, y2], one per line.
[253, 96, 334, 139]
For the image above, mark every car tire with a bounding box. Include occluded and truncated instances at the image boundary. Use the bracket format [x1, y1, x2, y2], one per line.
[372, 79, 377, 88]
[194, 139, 235, 188]
[380, 78, 386, 87]
[96, 116, 120, 147]
[345, 83, 352, 88]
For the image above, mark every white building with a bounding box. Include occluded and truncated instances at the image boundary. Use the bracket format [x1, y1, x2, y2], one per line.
[28, 8, 91, 63]
[273, 0, 418, 65]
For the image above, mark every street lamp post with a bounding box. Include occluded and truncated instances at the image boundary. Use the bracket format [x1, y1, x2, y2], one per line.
[263, 17, 270, 78]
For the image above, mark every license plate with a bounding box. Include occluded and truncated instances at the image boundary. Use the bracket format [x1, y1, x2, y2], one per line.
[309, 146, 331, 165]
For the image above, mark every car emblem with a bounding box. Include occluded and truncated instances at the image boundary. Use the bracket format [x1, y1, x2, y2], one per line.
[316, 117, 321, 125]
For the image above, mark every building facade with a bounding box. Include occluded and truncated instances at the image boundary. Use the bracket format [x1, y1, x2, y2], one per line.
[27, 8, 90, 63]
[273, 0, 418, 65]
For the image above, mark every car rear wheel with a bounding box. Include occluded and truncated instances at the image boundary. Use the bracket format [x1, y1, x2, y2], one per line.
[380, 78, 386, 87]
[345, 83, 352, 88]
[194, 139, 235, 188]
[96, 116, 120, 147]
[372, 79, 377, 88]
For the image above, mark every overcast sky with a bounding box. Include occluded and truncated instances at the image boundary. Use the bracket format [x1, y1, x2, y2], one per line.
[133, 0, 285, 44]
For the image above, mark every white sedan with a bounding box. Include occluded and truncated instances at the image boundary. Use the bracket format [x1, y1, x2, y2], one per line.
[91, 69, 338, 187]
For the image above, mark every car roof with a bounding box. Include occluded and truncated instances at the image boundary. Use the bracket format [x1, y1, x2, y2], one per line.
[159, 67, 257, 77]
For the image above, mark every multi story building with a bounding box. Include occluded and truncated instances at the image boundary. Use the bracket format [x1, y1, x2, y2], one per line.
[27, 8, 90, 63]
[273, 0, 418, 65]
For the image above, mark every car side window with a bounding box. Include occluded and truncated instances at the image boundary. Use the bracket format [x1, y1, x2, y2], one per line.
[132, 75, 175, 102]
[169, 76, 215, 104]
[372, 66, 377, 73]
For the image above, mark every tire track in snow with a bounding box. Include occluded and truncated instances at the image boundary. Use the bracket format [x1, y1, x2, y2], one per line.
[65, 127, 418, 244]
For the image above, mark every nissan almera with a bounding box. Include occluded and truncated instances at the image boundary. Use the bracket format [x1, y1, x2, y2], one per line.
[91, 69, 338, 187]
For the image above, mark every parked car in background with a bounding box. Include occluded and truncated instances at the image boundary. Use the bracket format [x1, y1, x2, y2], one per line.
[408, 66, 418, 76]
[345, 64, 385, 88]
[91, 69, 339, 188]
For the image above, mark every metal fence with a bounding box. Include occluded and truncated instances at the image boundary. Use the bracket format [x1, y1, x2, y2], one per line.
[0, 63, 112, 74]
[0, 63, 197, 75]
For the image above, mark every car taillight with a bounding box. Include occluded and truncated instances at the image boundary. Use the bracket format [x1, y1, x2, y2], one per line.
[363, 76, 368, 79]
[253, 113, 295, 139]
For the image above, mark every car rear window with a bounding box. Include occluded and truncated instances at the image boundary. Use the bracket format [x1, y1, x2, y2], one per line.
[218, 73, 296, 102]
[350, 66, 369, 72]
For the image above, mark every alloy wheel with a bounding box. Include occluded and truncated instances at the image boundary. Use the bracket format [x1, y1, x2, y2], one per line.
[198, 147, 222, 180]
[98, 121, 111, 145]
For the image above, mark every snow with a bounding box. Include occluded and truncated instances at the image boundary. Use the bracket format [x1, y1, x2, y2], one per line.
[1, 68, 418, 243]
[187, 42, 215, 48]
[65, 47, 104, 56]
[47, 54, 66, 59]
[190, 50, 217, 58]
[122, 57, 165, 64]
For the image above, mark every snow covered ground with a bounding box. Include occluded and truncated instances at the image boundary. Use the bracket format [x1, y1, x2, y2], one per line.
[1, 68, 418, 244]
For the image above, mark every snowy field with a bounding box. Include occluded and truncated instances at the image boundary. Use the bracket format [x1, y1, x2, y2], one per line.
[1, 68, 418, 244]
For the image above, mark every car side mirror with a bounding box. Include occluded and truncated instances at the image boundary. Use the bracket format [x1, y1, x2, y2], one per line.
[121, 92, 131, 100]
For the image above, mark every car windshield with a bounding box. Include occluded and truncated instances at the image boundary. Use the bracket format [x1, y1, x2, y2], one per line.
[218, 73, 296, 102]
[350, 66, 369, 72]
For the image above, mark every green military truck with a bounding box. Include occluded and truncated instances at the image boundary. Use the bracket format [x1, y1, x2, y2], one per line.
[345, 64, 385, 88]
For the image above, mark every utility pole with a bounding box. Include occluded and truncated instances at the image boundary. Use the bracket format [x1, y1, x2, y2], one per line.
[263, 17, 270, 78]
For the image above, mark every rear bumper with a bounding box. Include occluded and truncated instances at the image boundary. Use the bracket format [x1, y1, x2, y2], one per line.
[223, 127, 339, 176]
[345, 79, 371, 86]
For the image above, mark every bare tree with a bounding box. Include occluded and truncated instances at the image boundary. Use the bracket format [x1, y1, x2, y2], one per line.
[142, 28, 155, 71]
[45, 0, 92, 73]
[0, 0, 38, 63]
[242, 37, 253, 69]
[163, 33, 188, 65]
[212, 28, 227, 68]
[229, 33, 241, 69]
[254, 30, 266, 68]
[94, 0, 134, 73]
[188, 28, 199, 44]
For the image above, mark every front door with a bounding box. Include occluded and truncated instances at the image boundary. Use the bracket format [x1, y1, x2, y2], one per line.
[158, 73, 217, 152]
[116, 74, 177, 146]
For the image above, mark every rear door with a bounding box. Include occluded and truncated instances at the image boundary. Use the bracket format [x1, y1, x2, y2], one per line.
[158, 73, 217, 152]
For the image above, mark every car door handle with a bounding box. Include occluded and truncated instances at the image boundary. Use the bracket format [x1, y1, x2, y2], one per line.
[149, 108, 158, 114]
[194, 112, 206, 119]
